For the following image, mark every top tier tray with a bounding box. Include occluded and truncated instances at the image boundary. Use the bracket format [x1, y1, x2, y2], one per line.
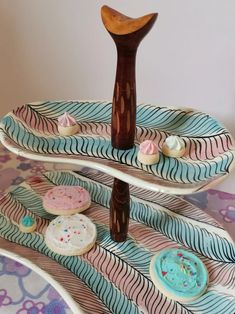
[0, 100, 234, 195]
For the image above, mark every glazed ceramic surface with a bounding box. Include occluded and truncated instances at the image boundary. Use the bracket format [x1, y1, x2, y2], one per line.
[0, 101, 234, 194]
[0, 170, 234, 314]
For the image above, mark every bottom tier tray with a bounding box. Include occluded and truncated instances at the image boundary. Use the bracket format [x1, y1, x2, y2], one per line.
[0, 170, 235, 314]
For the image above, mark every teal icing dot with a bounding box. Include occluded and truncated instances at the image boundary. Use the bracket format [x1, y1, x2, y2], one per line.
[21, 215, 35, 227]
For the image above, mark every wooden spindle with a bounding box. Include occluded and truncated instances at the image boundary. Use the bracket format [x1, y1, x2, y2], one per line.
[101, 6, 157, 241]
[110, 178, 130, 242]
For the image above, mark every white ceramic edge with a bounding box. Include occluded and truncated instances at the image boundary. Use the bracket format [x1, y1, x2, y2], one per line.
[0, 247, 84, 314]
[0, 130, 215, 195]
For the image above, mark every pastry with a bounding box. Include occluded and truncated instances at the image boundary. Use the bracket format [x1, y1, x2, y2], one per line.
[43, 185, 91, 216]
[45, 214, 97, 256]
[162, 135, 185, 158]
[19, 215, 37, 233]
[58, 112, 78, 136]
[137, 140, 159, 165]
[150, 248, 208, 303]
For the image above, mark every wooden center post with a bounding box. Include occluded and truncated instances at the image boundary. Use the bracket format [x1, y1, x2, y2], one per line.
[101, 5, 157, 241]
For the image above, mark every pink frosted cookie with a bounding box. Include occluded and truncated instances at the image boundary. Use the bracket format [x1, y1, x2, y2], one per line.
[58, 112, 78, 136]
[137, 140, 159, 165]
[43, 185, 91, 215]
[45, 214, 97, 256]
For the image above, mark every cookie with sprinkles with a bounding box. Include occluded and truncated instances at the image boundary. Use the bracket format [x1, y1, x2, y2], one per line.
[150, 248, 208, 302]
[45, 214, 97, 256]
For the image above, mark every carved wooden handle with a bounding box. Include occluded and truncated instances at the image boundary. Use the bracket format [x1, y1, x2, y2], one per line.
[101, 5, 157, 149]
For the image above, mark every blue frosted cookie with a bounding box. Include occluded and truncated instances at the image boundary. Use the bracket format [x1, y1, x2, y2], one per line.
[150, 248, 208, 302]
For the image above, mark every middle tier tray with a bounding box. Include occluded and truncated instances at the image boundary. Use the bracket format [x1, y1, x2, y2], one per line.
[0, 100, 234, 195]
[0, 169, 235, 314]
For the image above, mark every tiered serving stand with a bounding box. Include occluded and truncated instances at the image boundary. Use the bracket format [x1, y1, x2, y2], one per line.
[0, 6, 235, 314]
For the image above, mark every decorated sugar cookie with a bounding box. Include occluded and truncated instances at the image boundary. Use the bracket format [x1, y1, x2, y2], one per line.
[150, 248, 208, 302]
[162, 135, 185, 158]
[45, 214, 97, 256]
[43, 185, 91, 215]
[137, 140, 160, 165]
[19, 215, 37, 233]
[58, 112, 78, 136]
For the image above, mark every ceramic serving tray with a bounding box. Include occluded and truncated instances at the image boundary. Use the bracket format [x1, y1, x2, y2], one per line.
[0, 169, 234, 314]
[0, 101, 234, 194]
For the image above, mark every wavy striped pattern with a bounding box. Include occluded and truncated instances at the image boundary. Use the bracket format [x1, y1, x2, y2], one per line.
[1, 115, 234, 185]
[78, 168, 221, 227]
[0, 171, 234, 314]
[50, 268, 111, 314]
[44, 171, 235, 263]
[0, 216, 140, 314]
[86, 204, 235, 290]
[1, 101, 234, 186]
[188, 291, 235, 314]
[83, 232, 188, 314]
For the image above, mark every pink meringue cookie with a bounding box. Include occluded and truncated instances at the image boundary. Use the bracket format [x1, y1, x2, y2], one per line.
[57, 112, 78, 136]
[139, 140, 158, 155]
[138, 140, 159, 165]
[58, 112, 77, 127]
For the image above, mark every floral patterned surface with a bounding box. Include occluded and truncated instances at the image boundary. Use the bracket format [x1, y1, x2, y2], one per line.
[0, 146, 75, 314]
[0, 255, 73, 314]
[0, 144, 235, 313]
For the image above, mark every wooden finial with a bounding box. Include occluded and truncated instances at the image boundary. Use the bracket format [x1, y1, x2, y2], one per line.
[101, 5, 157, 36]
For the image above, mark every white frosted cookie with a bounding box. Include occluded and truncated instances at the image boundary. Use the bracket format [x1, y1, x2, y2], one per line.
[150, 248, 208, 303]
[162, 135, 185, 158]
[43, 185, 91, 216]
[45, 214, 97, 256]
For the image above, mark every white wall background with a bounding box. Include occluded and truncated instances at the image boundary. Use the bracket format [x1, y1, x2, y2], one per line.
[0, 0, 235, 193]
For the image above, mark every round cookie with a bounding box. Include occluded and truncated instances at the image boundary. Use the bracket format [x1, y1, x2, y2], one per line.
[19, 215, 37, 233]
[58, 112, 78, 136]
[150, 248, 208, 303]
[45, 214, 97, 256]
[137, 140, 159, 165]
[162, 135, 185, 158]
[43, 185, 91, 215]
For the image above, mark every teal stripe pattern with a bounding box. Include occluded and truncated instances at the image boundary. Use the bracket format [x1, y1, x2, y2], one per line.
[0, 215, 140, 314]
[0, 171, 235, 313]
[10, 171, 235, 264]
[1, 103, 234, 184]
[20, 101, 226, 135]
[45, 171, 235, 263]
